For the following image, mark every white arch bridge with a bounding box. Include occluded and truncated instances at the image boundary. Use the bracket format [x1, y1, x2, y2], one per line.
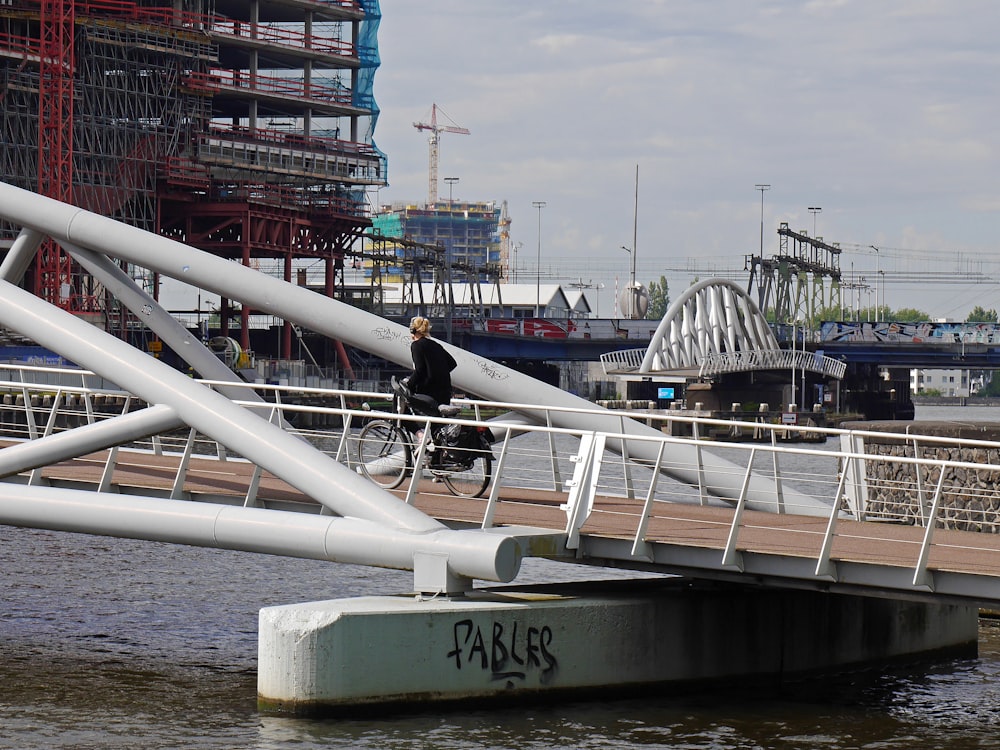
[1, 183, 1000, 609]
[599, 278, 846, 381]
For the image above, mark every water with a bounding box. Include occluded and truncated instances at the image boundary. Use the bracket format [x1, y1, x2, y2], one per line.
[2, 403, 999, 748]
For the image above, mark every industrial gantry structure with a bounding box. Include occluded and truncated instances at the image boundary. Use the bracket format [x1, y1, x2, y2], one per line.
[745, 222, 844, 327]
[0, 0, 383, 358]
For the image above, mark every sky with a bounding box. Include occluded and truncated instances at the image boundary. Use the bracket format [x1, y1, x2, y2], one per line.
[370, 0, 1000, 321]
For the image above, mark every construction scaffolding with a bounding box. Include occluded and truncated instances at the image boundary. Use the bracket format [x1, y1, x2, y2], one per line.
[0, 0, 385, 358]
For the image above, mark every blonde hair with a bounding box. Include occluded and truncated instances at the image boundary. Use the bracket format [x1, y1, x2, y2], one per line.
[409, 316, 431, 337]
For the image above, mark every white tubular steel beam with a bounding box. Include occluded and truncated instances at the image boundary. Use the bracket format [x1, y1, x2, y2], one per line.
[0, 183, 827, 515]
[0, 227, 43, 282]
[0, 278, 444, 534]
[0, 483, 521, 583]
[0, 404, 182, 478]
[63, 242, 263, 403]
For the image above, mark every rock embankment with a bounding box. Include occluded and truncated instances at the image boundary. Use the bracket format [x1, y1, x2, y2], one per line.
[840, 421, 1000, 533]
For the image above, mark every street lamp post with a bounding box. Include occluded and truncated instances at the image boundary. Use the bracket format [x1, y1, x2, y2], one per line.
[870, 245, 881, 322]
[630, 164, 638, 318]
[444, 177, 458, 207]
[532, 201, 546, 317]
[755, 184, 770, 256]
[444, 177, 459, 270]
[808, 206, 822, 236]
[791, 319, 797, 410]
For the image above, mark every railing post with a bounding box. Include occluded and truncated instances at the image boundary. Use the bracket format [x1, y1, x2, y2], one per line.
[563, 432, 603, 550]
[721, 448, 756, 570]
[98, 445, 119, 493]
[619, 414, 635, 500]
[545, 409, 562, 491]
[404, 417, 433, 506]
[770, 429, 785, 513]
[244, 464, 264, 508]
[22, 385, 38, 440]
[911, 436, 927, 521]
[840, 431, 868, 520]
[27, 390, 66, 486]
[913, 465, 948, 589]
[481, 426, 513, 530]
[692, 421, 707, 505]
[815, 458, 851, 579]
[631, 440, 665, 560]
[41, 388, 64, 438]
[170, 427, 198, 499]
[336, 411, 354, 467]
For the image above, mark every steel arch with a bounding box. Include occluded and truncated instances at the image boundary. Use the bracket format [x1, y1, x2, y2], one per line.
[641, 279, 777, 372]
[601, 278, 845, 379]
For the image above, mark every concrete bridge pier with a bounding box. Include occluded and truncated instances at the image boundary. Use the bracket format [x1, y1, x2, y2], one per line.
[257, 579, 978, 714]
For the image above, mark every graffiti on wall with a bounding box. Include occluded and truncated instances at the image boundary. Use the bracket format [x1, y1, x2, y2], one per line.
[447, 617, 558, 686]
[820, 321, 1000, 345]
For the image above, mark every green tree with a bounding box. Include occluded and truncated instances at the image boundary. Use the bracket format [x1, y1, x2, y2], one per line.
[892, 307, 930, 322]
[646, 275, 670, 320]
[967, 306, 998, 322]
[979, 374, 1000, 397]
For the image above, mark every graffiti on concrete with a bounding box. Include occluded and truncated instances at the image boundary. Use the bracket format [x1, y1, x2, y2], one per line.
[447, 618, 558, 685]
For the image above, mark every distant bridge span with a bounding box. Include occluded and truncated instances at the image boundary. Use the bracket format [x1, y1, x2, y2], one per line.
[600, 278, 845, 380]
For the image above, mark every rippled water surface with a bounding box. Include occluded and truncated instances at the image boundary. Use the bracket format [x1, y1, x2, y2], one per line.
[2, 403, 999, 748]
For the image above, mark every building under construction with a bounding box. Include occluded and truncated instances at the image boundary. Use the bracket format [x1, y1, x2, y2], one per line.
[365, 200, 504, 319]
[0, 0, 384, 361]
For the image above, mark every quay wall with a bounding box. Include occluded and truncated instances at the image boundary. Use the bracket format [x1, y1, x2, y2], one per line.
[841, 420, 1000, 530]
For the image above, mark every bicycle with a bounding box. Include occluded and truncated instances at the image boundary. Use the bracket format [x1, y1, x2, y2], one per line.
[355, 377, 494, 498]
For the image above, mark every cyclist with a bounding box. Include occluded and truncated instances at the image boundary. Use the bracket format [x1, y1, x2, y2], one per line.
[406, 316, 456, 408]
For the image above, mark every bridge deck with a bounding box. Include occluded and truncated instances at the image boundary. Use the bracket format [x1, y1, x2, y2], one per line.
[17, 446, 1000, 590]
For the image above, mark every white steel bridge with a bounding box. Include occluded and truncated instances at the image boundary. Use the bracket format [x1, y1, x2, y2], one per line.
[2, 364, 1000, 609]
[0, 182, 997, 606]
[599, 278, 846, 380]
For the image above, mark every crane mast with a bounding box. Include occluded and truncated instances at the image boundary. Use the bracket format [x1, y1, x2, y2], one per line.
[413, 103, 469, 205]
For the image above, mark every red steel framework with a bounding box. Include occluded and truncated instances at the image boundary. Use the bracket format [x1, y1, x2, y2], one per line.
[0, 0, 382, 361]
[36, 0, 76, 309]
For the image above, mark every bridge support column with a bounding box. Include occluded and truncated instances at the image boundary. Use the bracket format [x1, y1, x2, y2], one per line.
[257, 579, 977, 715]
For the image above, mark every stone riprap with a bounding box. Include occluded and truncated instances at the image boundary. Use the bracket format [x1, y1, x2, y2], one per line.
[841, 421, 1000, 532]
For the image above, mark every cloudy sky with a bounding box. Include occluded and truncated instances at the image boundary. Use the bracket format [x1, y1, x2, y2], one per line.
[370, 0, 1000, 320]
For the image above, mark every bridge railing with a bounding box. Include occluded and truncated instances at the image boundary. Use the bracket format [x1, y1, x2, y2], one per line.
[4, 366, 1000, 588]
[699, 349, 847, 379]
[599, 348, 646, 374]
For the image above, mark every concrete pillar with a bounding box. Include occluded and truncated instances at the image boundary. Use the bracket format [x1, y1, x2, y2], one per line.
[258, 579, 978, 715]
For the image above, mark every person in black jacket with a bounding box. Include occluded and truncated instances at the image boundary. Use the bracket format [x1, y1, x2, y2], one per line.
[407, 316, 456, 407]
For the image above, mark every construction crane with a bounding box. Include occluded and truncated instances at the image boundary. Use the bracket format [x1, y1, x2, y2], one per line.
[413, 103, 469, 206]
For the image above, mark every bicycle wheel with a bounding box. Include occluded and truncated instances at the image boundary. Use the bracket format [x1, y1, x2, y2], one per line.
[356, 419, 412, 489]
[440, 453, 492, 498]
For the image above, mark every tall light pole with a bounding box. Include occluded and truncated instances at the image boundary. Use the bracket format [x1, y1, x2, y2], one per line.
[870, 245, 881, 322]
[808, 206, 822, 237]
[755, 184, 770, 256]
[791, 318, 797, 410]
[532, 200, 546, 318]
[629, 164, 638, 319]
[444, 176, 458, 206]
